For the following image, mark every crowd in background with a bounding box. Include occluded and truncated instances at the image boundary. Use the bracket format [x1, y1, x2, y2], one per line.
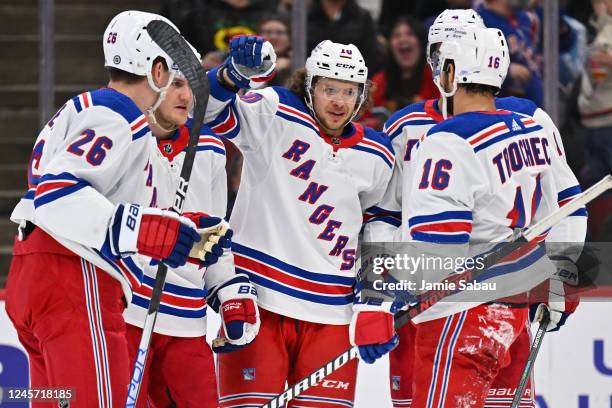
[161, 0, 612, 240]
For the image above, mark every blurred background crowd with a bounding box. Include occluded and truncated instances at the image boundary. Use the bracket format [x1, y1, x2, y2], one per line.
[160, 0, 611, 240]
[0, 0, 610, 287]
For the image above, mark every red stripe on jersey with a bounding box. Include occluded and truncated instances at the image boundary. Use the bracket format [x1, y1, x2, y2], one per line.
[234, 254, 353, 296]
[198, 136, 225, 148]
[133, 284, 206, 309]
[114, 259, 140, 289]
[411, 221, 472, 234]
[469, 123, 508, 146]
[35, 181, 76, 196]
[360, 139, 394, 161]
[130, 116, 147, 131]
[278, 104, 318, 128]
[82, 92, 91, 108]
[211, 109, 237, 134]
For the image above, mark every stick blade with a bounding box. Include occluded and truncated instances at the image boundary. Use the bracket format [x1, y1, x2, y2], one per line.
[146, 19, 209, 117]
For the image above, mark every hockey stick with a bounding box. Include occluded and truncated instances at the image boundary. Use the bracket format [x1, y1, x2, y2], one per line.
[260, 174, 612, 408]
[125, 20, 210, 407]
[510, 307, 550, 408]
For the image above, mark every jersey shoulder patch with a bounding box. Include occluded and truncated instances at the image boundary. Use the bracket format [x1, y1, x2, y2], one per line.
[72, 88, 149, 140]
[496, 96, 537, 116]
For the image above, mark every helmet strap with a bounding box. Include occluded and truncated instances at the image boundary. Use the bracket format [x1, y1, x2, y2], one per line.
[145, 70, 177, 132]
[433, 65, 457, 120]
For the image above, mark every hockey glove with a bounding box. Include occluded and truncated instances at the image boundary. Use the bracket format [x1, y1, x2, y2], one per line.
[108, 203, 200, 268]
[529, 256, 579, 332]
[208, 274, 260, 353]
[181, 212, 233, 268]
[224, 35, 276, 89]
[349, 300, 404, 364]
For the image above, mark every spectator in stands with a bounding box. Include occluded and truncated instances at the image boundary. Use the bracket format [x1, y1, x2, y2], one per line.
[307, 0, 384, 75]
[578, 0, 612, 239]
[363, 16, 439, 129]
[161, 0, 276, 55]
[258, 14, 293, 86]
[478, 0, 544, 107]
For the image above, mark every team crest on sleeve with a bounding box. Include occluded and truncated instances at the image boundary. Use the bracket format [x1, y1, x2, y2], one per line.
[239, 93, 263, 104]
[242, 368, 256, 381]
[392, 375, 401, 391]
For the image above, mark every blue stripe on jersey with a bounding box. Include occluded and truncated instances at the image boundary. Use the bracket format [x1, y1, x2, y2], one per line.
[272, 86, 310, 113]
[411, 231, 470, 244]
[141, 274, 207, 298]
[131, 293, 207, 318]
[34, 173, 90, 208]
[196, 145, 226, 155]
[237, 267, 354, 305]
[208, 67, 238, 102]
[366, 205, 402, 218]
[409, 211, 473, 227]
[23, 189, 35, 200]
[476, 244, 546, 282]
[72, 95, 83, 112]
[233, 242, 354, 286]
[207, 104, 241, 139]
[132, 126, 149, 141]
[473, 124, 543, 153]
[384, 101, 426, 135]
[276, 110, 320, 135]
[370, 216, 402, 227]
[570, 208, 588, 217]
[557, 185, 582, 201]
[350, 145, 393, 168]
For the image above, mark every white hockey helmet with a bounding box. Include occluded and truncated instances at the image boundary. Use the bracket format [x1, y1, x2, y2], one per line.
[103, 10, 200, 130]
[430, 25, 510, 96]
[103, 10, 183, 77]
[304, 40, 369, 124]
[427, 9, 486, 71]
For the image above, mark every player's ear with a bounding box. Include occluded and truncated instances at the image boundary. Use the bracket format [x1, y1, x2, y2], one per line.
[151, 60, 168, 87]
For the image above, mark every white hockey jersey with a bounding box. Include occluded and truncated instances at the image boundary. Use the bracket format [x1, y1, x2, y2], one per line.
[11, 89, 160, 298]
[365, 97, 587, 246]
[203, 67, 394, 324]
[402, 109, 565, 321]
[122, 121, 231, 337]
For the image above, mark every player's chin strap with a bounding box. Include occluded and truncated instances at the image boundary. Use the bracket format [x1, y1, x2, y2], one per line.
[145, 70, 178, 133]
[433, 75, 457, 120]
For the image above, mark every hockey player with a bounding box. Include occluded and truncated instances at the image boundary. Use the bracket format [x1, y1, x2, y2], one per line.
[205, 36, 394, 406]
[352, 23, 579, 407]
[4, 10, 229, 406]
[122, 61, 259, 407]
[363, 10, 587, 407]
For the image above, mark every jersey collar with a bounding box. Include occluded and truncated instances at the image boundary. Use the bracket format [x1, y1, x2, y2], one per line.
[319, 122, 364, 151]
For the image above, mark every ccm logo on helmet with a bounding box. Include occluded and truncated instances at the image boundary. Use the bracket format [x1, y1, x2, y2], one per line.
[336, 63, 356, 69]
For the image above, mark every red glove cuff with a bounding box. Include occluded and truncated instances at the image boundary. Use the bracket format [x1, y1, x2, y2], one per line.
[221, 299, 257, 325]
[353, 311, 395, 346]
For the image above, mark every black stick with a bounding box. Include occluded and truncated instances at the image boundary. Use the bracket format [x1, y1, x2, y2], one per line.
[125, 19, 209, 407]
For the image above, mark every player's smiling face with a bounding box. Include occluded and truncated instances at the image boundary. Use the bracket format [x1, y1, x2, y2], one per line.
[156, 75, 193, 128]
[312, 78, 359, 135]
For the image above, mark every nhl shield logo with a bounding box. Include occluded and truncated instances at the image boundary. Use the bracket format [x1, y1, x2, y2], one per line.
[163, 143, 173, 154]
[243, 368, 256, 381]
[392, 375, 401, 391]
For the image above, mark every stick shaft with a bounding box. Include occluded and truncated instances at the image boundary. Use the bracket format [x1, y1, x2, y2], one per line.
[260, 175, 612, 408]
